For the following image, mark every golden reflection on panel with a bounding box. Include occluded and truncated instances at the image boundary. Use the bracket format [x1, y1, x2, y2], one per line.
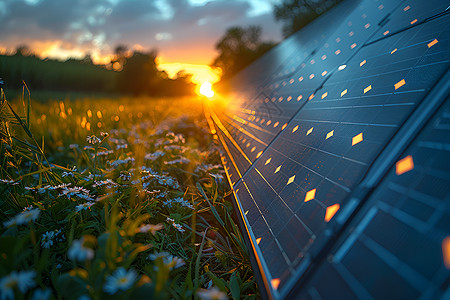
[256, 237, 262, 245]
[326, 130, 334, 139]
[352, 132, 363, 146]
[443, 236, 450, 269]
[287, 175, 296, 185]
[325, 204, 340, 222]
[395, 155, 414, 175]
[428, 39, 438, 48]
[304, 188, 316, 202]
[360, 60, 366, 67]
[307, 127, 314, 135]
[271, 278, 280, 290]
[341, 89, 348, 97]
[322, 92, 328, 99]
[395, 79, 406, 90]
[364, 85, 372, 94]
[275, 165, 282, 173]
[292, 125, 299, 133]
[265, 158, 272, 165]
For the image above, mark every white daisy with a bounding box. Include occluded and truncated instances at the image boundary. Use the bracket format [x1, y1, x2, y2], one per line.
[196, 287, 227, 300]
[0, 270, 36, 300]
[103, 267, 137, 295]
[3, 208, 40, 227]
[68, 237, 94, 261]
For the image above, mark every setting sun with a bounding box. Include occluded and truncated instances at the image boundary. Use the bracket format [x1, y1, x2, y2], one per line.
[199, 82, 214, 98]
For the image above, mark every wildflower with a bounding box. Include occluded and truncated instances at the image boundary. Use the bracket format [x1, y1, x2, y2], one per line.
[86, 135, 101, 145]
[166, 217, 185, 233]
[69, 144, 79, 149]
[31, 289, 52, 300]
[93, 179, 118, 189]
[196, 287, 227, 300]
[172, 223, 185, 233]
[68, 237, 95, 261]
[100, 132, 109, 138]
[144, 151, 165, 161]
[62, 166, 77, 178]
[75, 201, 95, 212]
[164, 157, 191, 165]
[41, 231, 56, 249]
[116, 144, 128, 150]
[98, 150, 114, 157]
[0, 179, 20, 185]
[4, 208, 40, 227]
[163, 255, 185, 270]
[148, 252, 170, 261]
[137, 223, 163, 235]
[103, 268, 137, 295]
[108, 157, 135, 167]
[0, 270, 36, 299]
[119, 172, 131, 182]
[156, 175, 179, 189]
[59, 186, 94, 201]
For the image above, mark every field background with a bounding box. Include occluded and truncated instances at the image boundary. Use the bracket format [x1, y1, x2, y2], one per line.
[0, 89, 257, 300]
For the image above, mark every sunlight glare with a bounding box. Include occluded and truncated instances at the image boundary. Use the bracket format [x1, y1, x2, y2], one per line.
[199, 82, 214, 98]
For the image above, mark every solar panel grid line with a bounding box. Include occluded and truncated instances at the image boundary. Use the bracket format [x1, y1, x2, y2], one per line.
[293, 97, 450, 299]
[219, 1, 411, 175]
[366, 1, 450, 45]
[362, 68, 450, 188]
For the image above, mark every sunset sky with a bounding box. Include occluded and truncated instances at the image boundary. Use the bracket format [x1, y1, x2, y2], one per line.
[0, 0, 283, 80]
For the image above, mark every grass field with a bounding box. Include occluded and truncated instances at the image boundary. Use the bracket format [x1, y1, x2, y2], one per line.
[0, 88, 257, 299]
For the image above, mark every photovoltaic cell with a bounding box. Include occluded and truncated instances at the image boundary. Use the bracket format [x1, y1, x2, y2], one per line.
[206, 0, 450, 298]
[295, 95, 450, 300]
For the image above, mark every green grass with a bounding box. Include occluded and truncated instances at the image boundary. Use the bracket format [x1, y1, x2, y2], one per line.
[0, 88, 258, 299]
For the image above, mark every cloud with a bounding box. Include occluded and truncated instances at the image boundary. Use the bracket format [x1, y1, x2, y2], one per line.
[0, 0, 282, 64]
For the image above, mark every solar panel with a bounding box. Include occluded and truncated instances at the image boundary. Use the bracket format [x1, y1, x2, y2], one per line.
[205, 0, 450, 298]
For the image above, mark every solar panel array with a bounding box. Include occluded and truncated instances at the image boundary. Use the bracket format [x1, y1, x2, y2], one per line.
[205, 0, 450, 299]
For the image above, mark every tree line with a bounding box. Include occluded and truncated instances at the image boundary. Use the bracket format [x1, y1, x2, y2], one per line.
[0, 0, 340, 96]
[0, 46, 194, 97]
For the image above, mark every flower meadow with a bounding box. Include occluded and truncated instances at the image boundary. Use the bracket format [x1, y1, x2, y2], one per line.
[0, 89, 258, 299]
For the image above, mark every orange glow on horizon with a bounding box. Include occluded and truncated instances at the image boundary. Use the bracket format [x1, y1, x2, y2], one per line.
[156, 59, 221, 85]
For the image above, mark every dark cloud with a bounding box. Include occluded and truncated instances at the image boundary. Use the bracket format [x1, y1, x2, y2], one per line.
[0, 0, 282, 64]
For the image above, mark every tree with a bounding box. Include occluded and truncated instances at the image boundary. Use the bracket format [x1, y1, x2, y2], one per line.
[274, 0, 342, 38]
[15, 45, 32, 56]
[111, 44, 129, 71]
[212, 26, 276, 79]
[117, 50, 161, 95]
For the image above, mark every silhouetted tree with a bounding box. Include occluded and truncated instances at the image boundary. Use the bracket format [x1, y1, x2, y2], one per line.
[212, 26, 276, 79]
[117, 50, 160, 95]
[274, 0, 342, 38]
[15, 45, 32, 56]
[111, 44, 129, 71]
